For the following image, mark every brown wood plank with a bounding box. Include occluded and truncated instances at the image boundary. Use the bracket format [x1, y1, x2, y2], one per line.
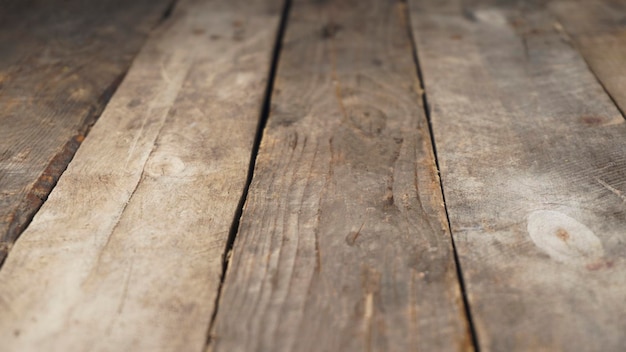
[0, 0, 283, 350]
[550, 0, 626, 117]
[209, 0, 472, 351]
[0, 0, 172, 261]
[409, 0, 626, 350]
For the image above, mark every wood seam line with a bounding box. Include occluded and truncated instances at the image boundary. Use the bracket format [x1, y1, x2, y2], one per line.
[549, 18, 626, 121]
[156, 0, 179, 27]
[0, 1, 179, 268]
[204, 0, 293, 347]
[402, 1, 480, 350]
[0, 73, 122, 268]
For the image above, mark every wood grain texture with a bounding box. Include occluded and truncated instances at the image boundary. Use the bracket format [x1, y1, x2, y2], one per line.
[210, 0, 471, 351]
[550, 0, 626, 117]
[0, 0, 282, 350]
[409, 0, 626, 350]
[0, 0, 173, 261]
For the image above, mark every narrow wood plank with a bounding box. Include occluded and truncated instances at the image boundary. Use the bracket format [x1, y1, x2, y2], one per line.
[0, 0, 173, 261]
[0, 0, 282, 350]
[210, 0, 471, 351]
[550, 0, 626, 117]
[409, 1, 626, 350]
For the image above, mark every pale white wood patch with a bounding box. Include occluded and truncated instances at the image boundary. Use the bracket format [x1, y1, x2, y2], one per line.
[409, 1, 626, 350]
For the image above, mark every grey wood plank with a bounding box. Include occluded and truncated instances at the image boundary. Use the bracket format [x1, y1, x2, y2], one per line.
[0, 0, 282, 350]
[550, 0, 626, 117]
[0, 0, 173, 262]
[209, 0, 472, 351]
[409, 0, 626, 350]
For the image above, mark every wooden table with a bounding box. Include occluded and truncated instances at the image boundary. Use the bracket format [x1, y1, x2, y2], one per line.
[0, 0, 624, 350]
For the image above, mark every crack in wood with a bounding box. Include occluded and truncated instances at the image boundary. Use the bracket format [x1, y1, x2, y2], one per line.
[402, 1, 480, 351]
[204, 0, 293, 347]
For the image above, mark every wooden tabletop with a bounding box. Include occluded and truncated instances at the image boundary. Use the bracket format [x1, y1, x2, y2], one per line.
[0, 0, 624, 351]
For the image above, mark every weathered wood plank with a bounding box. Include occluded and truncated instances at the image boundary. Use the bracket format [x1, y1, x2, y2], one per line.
[210, 0, 471, 351]
[409, 1, 626, 350]
[0, 0, 173, 261]
[0, 0, 282, 350]
[550, 0, 626, 117]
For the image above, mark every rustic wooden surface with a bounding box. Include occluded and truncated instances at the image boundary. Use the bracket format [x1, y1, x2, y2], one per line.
[209, 0, 471, 351]
[0, 0, 625, 350]
[0, 0, 282, 350]
[0, 0, 173, 262]
[550, 0, 626, 117]
[409, 0, 626, 350]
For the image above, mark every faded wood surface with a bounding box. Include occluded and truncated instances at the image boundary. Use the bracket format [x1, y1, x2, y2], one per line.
[410, 1, 626, 350]
[550, 0, 626, 117]
[0, 0, 282, 350]
[210, 0, 471, 351]
[0, 0, 172, 261]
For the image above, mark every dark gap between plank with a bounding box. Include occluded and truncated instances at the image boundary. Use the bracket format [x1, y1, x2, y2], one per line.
[578, 52, 626, 121]
[204, 0, 292, 346]
[0, 0, 180, 269]
[0, 71, 126, 268]
[158, 0, 178, 24]
[401, 2, 481, 350]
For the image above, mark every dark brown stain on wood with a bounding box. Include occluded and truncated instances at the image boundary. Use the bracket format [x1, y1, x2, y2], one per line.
[0, 0, 172, 263]
[581, 115, 606, 126]
[1, 134, 83, 261]
[321, 22, 343, 39]
[555, 228, 570, 242]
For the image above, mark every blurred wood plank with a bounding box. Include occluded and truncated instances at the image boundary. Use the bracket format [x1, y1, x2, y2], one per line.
[210, 0, 472, 351]
[550, 0, 626, 116]
[0, 0, 173, 262]
[0, 0, 283, 350]
[409, 0, 626, 350]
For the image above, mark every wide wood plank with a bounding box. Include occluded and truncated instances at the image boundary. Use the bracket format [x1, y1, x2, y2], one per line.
[0, 0, 173, 262]
[550, 0, 626, 117]
[409, 1, 626, 350]
[210, 0, 471, 351]
[0, 0, 282, 350]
